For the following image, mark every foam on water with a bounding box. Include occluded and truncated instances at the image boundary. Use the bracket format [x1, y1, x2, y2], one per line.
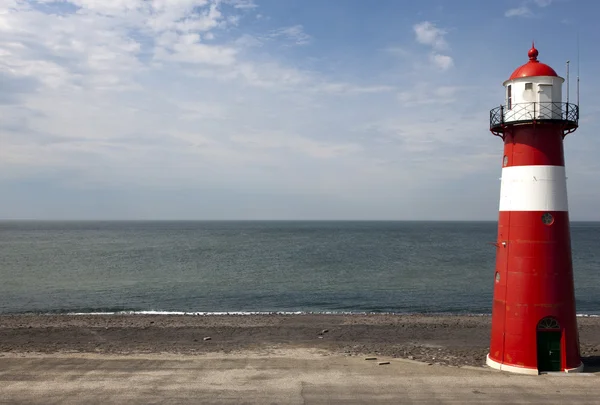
[66, 311, 310, 316]
[61, 311, 599, 317]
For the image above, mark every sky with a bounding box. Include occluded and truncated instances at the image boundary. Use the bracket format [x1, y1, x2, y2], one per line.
[1, 0, 599, 221]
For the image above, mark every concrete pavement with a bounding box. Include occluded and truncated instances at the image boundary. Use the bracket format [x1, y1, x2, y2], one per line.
[0, 349, 598, 404]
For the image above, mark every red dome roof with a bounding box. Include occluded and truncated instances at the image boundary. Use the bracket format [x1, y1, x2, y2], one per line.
[508, 44, 559, 80]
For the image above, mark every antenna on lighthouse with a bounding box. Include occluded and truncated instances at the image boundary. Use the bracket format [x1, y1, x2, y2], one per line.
[577, 31, 580, 108]
[566, 60, 570, 104]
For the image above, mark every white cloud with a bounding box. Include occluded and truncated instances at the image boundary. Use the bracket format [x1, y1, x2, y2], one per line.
[396, 83, 467, 107]
[0, 2, 395, 178]
[222, 61, 312, 88]
[430, 53, 453, 71]
[384, 46, 411, 58]
[413, 21, 453, 71]
[4, 1, 571, 220]
[159, 36, 238, 65]
[505, 0, 553, 18]
[230, 132, 362, 159]
[225, 0, 257, 9]
[314, 83, 395, 95]
[268, 24, 312, 45]
[234, 33, 263, 47]
[505, 6, 532, 17]
[413, 21, 448, 50]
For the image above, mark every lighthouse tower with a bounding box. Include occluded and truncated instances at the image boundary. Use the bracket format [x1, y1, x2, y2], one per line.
[486, 44, 582, 374]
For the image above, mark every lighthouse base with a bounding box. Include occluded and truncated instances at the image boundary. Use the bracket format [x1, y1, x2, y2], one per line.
[486, 354, 584, 375]
[486, 354, 539, 375]
[565, 362, 585, 373]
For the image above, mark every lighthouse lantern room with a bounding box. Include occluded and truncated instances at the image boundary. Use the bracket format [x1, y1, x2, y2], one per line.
[487, 44, 582, 375]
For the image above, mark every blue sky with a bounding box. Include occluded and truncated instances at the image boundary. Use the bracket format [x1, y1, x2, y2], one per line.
[1, 0, 599, 220]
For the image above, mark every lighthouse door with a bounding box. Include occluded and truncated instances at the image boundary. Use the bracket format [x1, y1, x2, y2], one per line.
[537, 317, 562, 372]
[537, 331, 561, 372]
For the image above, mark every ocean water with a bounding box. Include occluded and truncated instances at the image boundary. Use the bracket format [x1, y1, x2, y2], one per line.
[1, 221, 599, 315]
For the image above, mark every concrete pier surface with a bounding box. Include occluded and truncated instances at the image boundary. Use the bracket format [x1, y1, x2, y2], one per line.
[1, 349, 599, 405]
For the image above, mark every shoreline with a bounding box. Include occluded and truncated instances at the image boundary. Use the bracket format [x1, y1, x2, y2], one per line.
[5, 311, 600, 317]
[2, 313, 599, 369]
[3, 310, 599, 316]
[1, 311, 497, 316]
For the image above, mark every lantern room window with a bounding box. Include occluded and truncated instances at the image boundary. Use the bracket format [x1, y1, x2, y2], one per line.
[507, 85, 512, 109]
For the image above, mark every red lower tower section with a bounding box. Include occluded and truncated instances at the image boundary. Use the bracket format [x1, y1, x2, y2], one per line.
[490, 210, 580, 372]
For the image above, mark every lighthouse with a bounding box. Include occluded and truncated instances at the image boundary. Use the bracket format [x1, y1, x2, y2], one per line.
[486, 44, 582, 374]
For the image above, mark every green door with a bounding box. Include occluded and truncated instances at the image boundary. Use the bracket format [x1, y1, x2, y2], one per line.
[537, 331, 561, 372]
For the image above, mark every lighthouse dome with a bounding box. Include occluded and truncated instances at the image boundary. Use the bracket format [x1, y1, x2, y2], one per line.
[490, 44, 578, 136]
[508, 45, 559, 80]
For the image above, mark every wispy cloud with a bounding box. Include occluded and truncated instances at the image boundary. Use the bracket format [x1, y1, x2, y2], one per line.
[0, 0, 402, 198]
[505, 6, 533, 17]
[413, 21, 453, 71]
[505, 0, 553, 18]
[429, 53, 454, 71]
[413, 21, 448, 50]
[268, 25, 312, 45]
[3, 0, 596, 220]
[397, 84, 463, 106]
[225, 0, 258, 9]
[383, 46, 411, 58]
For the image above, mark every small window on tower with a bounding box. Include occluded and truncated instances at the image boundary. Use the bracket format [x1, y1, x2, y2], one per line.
[525, 83, 533, 90]
[507, 85, 512, 109]
[542, 213, 554, 226]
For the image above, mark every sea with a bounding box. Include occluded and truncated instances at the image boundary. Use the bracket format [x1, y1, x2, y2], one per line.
[1, 221, 599, 316]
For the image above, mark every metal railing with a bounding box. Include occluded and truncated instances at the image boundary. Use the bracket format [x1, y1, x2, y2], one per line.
[489, 102, 579, 134]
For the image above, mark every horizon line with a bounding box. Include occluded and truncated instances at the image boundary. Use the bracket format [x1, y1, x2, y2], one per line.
[2, 219, 600, 223]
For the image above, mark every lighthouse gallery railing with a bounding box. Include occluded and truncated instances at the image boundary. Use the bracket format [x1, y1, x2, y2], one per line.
[490, 102, 579, 133]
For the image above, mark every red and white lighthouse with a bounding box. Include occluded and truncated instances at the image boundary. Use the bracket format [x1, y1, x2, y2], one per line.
[486, 44, 582, 374]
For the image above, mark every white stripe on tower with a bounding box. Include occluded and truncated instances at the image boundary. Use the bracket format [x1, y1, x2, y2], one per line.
[499, 165, 569, 212]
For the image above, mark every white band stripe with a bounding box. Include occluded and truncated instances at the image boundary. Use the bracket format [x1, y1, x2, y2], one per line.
[499, 165, 569, 212]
